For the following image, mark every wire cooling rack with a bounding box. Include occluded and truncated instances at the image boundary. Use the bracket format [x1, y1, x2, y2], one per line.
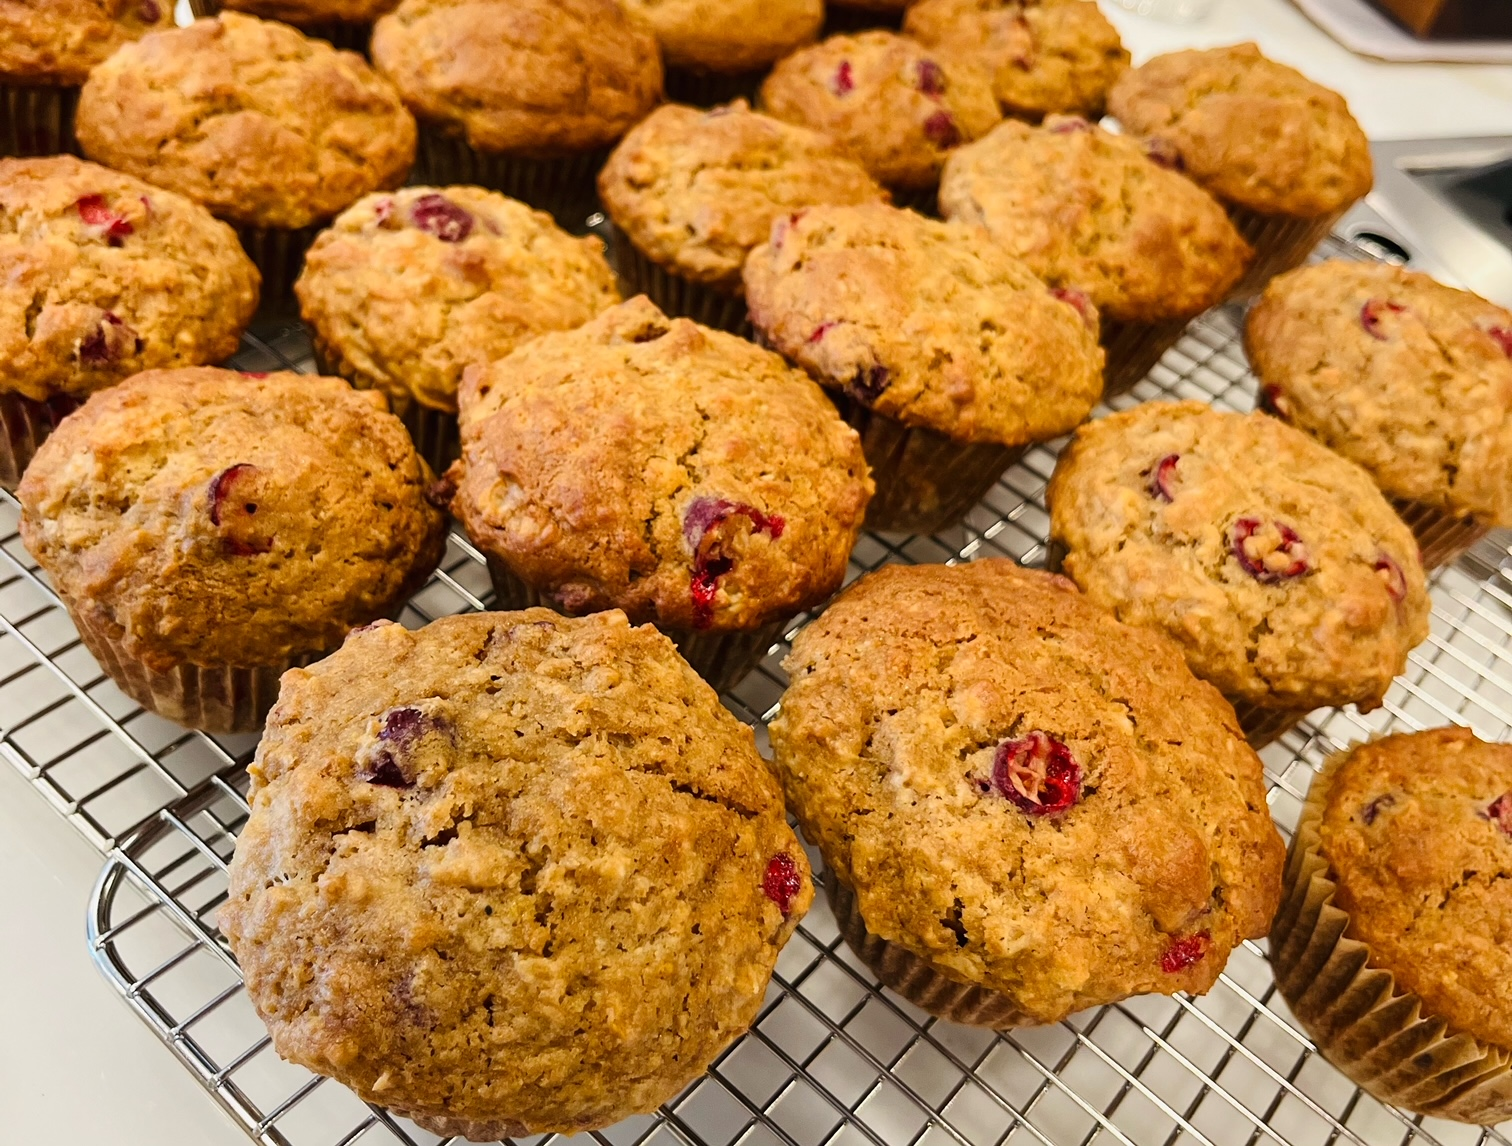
[2, 234, 1510, 1146]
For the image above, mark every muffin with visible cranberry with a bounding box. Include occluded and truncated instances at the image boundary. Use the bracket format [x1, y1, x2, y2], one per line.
[1271, 728, 1512, 1124]
[771, 559, 1285, 1028]
[1108, 42, 1371, 298]
[759, 31, 1000, 206]
[296, 185, 620, 472]
[1246, 260, 1512, 571]
[17, 367, 447, 732]
[373, 0, 661, 229]
[448, 295, 872, 692]
[744, 202, 1102, 534]
[1048, 401, 1429, 746]
[0, 156, 260, 489]
[187, 0, 399, 53]
[940, 115, 1251, 395]
[0, 0, 173, 158]
[76, 13, 416, 311]
[904, 0, 1128, 122]
[597, 100, 887, 332]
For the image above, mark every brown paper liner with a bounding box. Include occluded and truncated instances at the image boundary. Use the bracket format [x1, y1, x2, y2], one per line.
[1269, 751, 1512, 1124]
[406, 1112, 529, 1142]
[185, 3, 370, 50]
[1389, 497, 1486, 574]
[311, 346, 459, 476]
[2, 82, 79, 158]
[0, 391, 81, 491]
[1230, 699, 1311, 751]
[413, 132, 606, 232]
[236, 222, 323, 319]
[1226, 205, 1346, 302]
[891, 185, 939, 218]
[608, 223, 750, 334]
[486, 556, 784, 693]
[665, 68, 766, 108]
[823, 3, 907, 34]
[1100, 316, 1191, 399]
[828, 874, 1033, 1028]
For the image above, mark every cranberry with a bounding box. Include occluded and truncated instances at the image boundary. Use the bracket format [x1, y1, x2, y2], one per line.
[832, 60, 855, 96]
[139, 0, 160, 18]
[409, 193, 473, 243]
[990, 731, 1082, 816]
[1484, 325, 1512, 358]
[372, 197, 395, 224]
[1486, 792, 1512, 837]
[1051, 286, 1094, 329]
[846, 364, 891, 404]
[1160, 931, 1211, 973]
[917, 59, 946, 97]
[75, 195, 133, 246]
[762, 854, 803, 916]
[1258, 385, 1291, 420]
[923, 110, 961, 147]
[807, 321, 838, 344]
[1360, 299, 1406, 340]
[425, 474, 456, 510]
[1360, 794, 1395, 825]
[1143, 137, 1183, 170]
[207, 463, 273, 556]
[1049, 116, 1091, 134]
[1230, 518, 1310, 583]
[1148, 454, 1179, 502]
[364, 756, 412, 788]
[78, 313, 139, 365]
[683, 497, 786, 629]
[1374, 554, 1407, 602]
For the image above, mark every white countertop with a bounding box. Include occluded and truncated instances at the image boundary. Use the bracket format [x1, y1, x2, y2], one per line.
[5, 3, 1511, 1144]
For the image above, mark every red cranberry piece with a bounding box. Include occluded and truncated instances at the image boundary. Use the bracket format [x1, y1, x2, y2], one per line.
[1142, 137, 1183, 170]
[1160, 931, 1211, 973]
[139, 0, 161, 19]
[78, 313, 139, 365]
[372, 197, 395, 224]
[425, 474, 457, 510]
[832, 60, 855, 96]
[76, 194, 134, 246]
[762, 854, 803, 916]
[1374, 554, 1407, 601]
[991, 731, 1082, 816]
[917, 59, 946, 97]
[1148, 454, 1179, 502]
[683, 496, 786, 629]
[1486, 792, 1512, 837]
[1230, 518, 1310, 583]
[1485, 325, 1512, 358]
[1360, 794, 1395, 825]
[807, 321, 838, 344]
[846, 364, 891, 404]
[410, 193, 473, 243]
[1049, 116, 1091, 134]
[208, 463, 273, 556]
[1051, 286, 1095, 330]
[1258, 385, 1291, 420]
[923, 110, 961, 147]
[1360, 299, 1406, 340]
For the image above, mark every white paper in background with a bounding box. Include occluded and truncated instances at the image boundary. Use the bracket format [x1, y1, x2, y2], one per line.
[1291, 0, 1512, 62]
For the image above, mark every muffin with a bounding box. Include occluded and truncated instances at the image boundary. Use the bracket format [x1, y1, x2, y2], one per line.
[1271, 728, 1512, 1124]
[0, 156, 260, 490]
[296, 185, 620, 472]
[759, 31, 1001, 204]
[220, 610, 813, 1140]
[449, 296, 872, 692]
[1047, 401, 1430, 746]
[75, 13, 416, 311]
[770, 559, 1286, 1027]
[904, 0, 1129, 122]
[940, 115, 1252, 396]
[188, 0, 399, 53]
[743, 202, 1103, 534]
[0, 0, 173, 158]
[17, 367, 447, 732]
[597, 100, 888, 332]
[620, 0, 822, 106]
[1246, 260, 1512, 571]
[373, 0, 662, 228]
[1108, 43, 1372, 298]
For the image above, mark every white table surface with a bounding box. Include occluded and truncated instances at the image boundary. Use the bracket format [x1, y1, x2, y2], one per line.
[5, 2, 1512, 1143]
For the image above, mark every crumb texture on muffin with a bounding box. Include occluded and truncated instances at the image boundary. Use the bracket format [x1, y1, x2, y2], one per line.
[0, 0, 174, 86]
[75, 13, 416, 230]
[17, 367, 446, 670]
[0, 156, 260, 403]
[770, 559, 1285, 1025]
[621, 0, 822, 73]
[1048, 401, 1429, 711]
[220, 610, 811, 1136]
[1107, 42, 1371, 218]
[598, 101, 888, 290]
[1247, 261, 1512, 525]
[743, 202, 1103, 445]
[450, 296, 872, 632]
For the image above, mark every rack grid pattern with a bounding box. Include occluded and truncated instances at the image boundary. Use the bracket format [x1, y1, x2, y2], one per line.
[1, 237, 1509, 1146]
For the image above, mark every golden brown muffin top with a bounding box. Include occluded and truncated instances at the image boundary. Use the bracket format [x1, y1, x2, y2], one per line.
[621, 0, 822, 74]
[1107, 42, 1372, 218]
[771, 559, 1285, 1025]
[0, 0, 173, 86]
[1317, 728, 1512, 1051]
[221, 610, 812, 1139]
[75, 13, 416, 230]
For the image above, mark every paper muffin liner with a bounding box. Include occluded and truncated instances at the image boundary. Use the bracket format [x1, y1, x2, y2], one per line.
[1100, 317, 1191, 399]
[608, 223, 750, 334]
[0, 391, 80, 491]
[311, 347, 459, 476]
[187, 0, 221, 14]
[486, 555, 784, 693]
[405, 1112, 530, 1142]
[184, 2, 369, 50]
[891, 186, 939, 218]
[823, 3, 907, 34]
[828, 873, 1033, 1028]
[1229, 699, 1311, 751]
[1226, 205, 1346, 301]
[1269, 751, 1512, 1124]
[664, 68, 766, 108]
[236, 222, 324, 319]
[1, 82, 80, 158]
[1389, 497, 1486, 574]
[413, 131, 606, 231]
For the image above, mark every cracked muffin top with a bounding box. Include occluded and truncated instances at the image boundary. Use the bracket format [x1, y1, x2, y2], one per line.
[297, 186, 620, 415]
[620, 0, 821, 74]
[598, 100, 888, 293]
[1107, 42, 1371, 219]
[759, 31, 1001, 192]
[221, 610, 812, 1139]
[770, 559, 1285, 1026]
[1246, 261, 1512, 526]
[1309, 727, 1512, 1051]
[0, 156, 259, 404]
[1048, 401, 1429, 712]
[75, 13, 416, 230]
[17, 367, 447, 670]
[449, 296, 872, 633]
[939, 116, 1252, 324]
[904, 0, 1128, 122]
[372, 0, 662, 156]
[222, 0, 400, 25]
[743, 202, 1103, 446]
[0, 0, 173, 86]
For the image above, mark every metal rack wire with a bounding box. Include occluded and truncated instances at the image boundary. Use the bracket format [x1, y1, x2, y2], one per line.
[3, 235, 1511, 1146]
